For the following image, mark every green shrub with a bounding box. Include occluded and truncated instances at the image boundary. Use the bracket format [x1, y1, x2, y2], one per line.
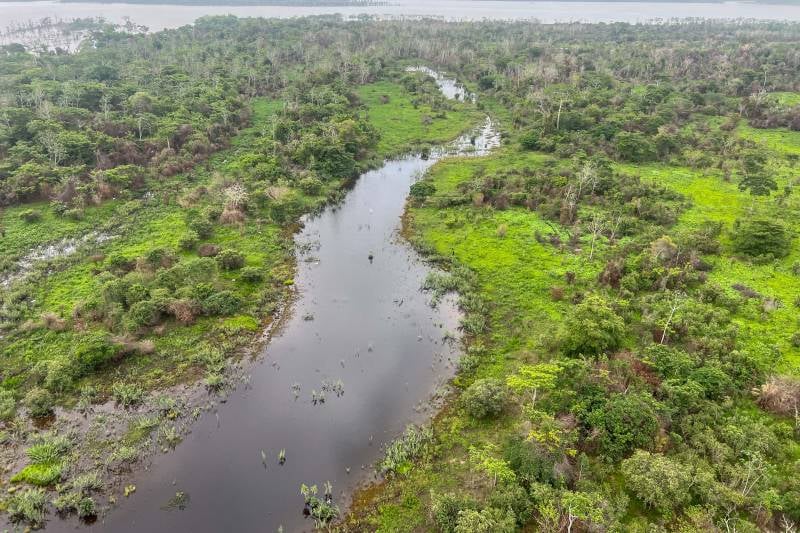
[586, 393, 660, 461]
[519, 130, 541, 150]
[379, 425, 433, 476]
[240, 266, 265, 282]
[410, 180, 436, 201]
[111, 382, 145, 407]
[217, 249, 245, 270]
[298, 176, 323, 195]
[488, 484, 533, 526]
[0, 389, 16, 421]
[454, 507, 516, 533]
[178, 230, 199, 250]
[202, 290, 243, 316]
[621, 450, 693, 515]
[559, 294, 625, 357]
[19, 209, 42, 223]
[73, 331, 119, 374]
[6, 488, 47, 527]
[24, 387, 55, 418]
[430, 491, 478, 533]
[462, 378, 506, 419]
[127, 299, 162, 328]
[188, 218, 213, 238]
[732, 218, 791, 260]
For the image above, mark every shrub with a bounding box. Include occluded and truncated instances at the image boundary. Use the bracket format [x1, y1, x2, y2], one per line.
[621, 450, 693, 515]
[111, 382, 145, 407]
[379, 425, 433, 476]
[6, 488, 47, 527]
[410, 180, 436, 201]
[178, 230, 199, 251]
[202, 290, 243, 316]
[0, 389, 16, 421]
[454, 507, 516, 533]
[19, 209, 42, 223]
[462, 378, 506, 419]
[586, 393, 660, 461]
[188, 218, 213, 238]
[217, 249, 245, 270]
[488, 484, 533, 526]
[24, 387, 55, 418]
[559, 294, 624, 357]
[240, 266, 265, 282]
[519, 130, 541, 150]
[73, 331, 119, 373]
[298, 176, 323, 195]
[732, 218, 791, 260]
[127, 299, 162, 329]
[430, 491, 478, 533]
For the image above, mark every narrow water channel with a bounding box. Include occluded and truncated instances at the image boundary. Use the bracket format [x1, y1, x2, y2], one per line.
[82, 76, 498, 533]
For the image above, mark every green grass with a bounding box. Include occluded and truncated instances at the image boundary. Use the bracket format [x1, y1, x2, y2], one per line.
[769, 91, 800, 108]
[357, 81, 481, 157]
[738, 123, 800, 156]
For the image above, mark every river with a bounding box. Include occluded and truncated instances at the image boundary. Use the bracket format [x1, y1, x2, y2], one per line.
[2, 0, 800, 33]
[39, 75, 498, 532]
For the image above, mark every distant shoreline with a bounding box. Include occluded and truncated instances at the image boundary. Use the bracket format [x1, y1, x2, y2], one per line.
[1, 0, 797, 5]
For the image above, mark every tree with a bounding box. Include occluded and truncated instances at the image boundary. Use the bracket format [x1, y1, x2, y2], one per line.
[732, 218, 791, 260]
[738, 149, 776, 197]
[468, 444, 516, 487]
[454, 507, 515, 533]
[559, 294, 625, 357]
[587, 393, 660, 461]
[621, 450, 693, 515]
[560, 491, 605, 533]
[506, 362, 561, 407]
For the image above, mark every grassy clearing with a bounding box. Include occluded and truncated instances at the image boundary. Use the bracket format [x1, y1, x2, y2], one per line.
[357, 81, 481, 157]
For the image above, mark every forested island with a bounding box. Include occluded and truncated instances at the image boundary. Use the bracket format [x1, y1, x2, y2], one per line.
[0, 14, 799, 532]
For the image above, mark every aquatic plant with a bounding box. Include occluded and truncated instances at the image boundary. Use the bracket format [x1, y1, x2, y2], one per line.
[379, 425, 434, 476]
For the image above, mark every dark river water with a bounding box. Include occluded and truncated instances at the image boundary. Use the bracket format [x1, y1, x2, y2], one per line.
[39, 76, 498, 532]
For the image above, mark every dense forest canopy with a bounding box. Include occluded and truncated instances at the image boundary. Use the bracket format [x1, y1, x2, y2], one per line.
[0, 15, 799, 532]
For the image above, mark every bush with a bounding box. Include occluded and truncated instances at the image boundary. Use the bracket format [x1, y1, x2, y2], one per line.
[111, 382, 145, 407]
[6, 488, 47, 527]
[454, 507, 516, 533]
[462, 378, 506, 419]
[202, 290, 243, 316]
[19, 209, 42, 223]
[732, 218, 791, 260]
[188, 218, 214, 238]
[240, 266, 265, 282]
[217, 249, 245, 270]
[559, 294, 625, 357]
[586, 393, 660, 461]
[127, 299, 162, 329]
[24, 387, 55, 418]
[519, 131, 541, 150]
[430, 491, 478, 533]
[488, 483, 533, 526]
[621, 450, 693, 515]
[298, 176, 323, 195]
[410, 180, 436, 201]
[0, 389, 16, 421]
[178, 231, 199, 251]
